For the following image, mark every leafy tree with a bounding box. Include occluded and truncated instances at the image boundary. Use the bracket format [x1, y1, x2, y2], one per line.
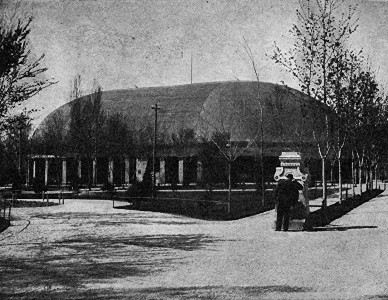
[168, 127, 197, 186]
[68, 77, 105, 188]
[197, 135, 227, 190]
[350, 70, 382, 193]
[0, 111, 32, 185]
[101, 112, 134, 185]
[39, 110, 67, 186]
[102, 113, 132, 158]
[0, 16, 54, 126]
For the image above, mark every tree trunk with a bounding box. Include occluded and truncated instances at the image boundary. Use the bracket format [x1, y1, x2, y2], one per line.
[338, 157, 342, 204]
[365, 166, 369, 191]
[359, 164, 363, 195]
[87, 157, 92, 190]
[352, 152, 355, 197]
[367, 165, 370, 190]
[56, 157, 61, 188]
[322, 157, 327, 209]
[375, 164, 378, 189]
[330, 163, 334, 186]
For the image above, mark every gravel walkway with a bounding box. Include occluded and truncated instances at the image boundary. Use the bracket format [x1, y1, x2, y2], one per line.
[0, 191, 387, 299]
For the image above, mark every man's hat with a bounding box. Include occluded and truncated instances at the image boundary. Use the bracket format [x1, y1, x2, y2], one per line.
[286, 174, 294, 179]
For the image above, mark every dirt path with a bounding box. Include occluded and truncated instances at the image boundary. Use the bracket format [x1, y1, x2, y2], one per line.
[0, 193, 387, 299]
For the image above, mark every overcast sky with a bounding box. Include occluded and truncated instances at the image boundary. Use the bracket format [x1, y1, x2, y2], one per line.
[3, 0, 388, 125]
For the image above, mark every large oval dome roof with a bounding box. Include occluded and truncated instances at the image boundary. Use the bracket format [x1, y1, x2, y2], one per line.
[36, 81, 331, 155]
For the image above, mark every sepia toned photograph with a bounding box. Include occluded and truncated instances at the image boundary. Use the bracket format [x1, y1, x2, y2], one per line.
[0, 0, 387, 299]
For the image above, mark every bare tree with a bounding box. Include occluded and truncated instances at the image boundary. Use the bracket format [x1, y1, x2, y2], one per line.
[240, 40, 266, 205]
[270, 0, 359, 209]
[196, 82, 261, 206]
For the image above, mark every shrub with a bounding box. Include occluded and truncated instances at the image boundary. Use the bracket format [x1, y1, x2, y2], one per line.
[12, 173, 23, 192]
[126, 179, 153, 199]
[70, 176, 80, 192]
[101, 182, 115, 192]
[32, 178, 47, 194]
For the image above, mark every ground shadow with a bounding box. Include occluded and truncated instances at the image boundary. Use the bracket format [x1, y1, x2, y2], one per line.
[0, 233, 215, 293]
[113, 204, 134, 210]
[0, 284, 313, 299]
[372, 194, 387, 199]
[309, 225, 378, 232]
[305, 189, 383, 230]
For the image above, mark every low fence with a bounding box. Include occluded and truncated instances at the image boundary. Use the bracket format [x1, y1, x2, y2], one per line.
[113, 190, 277, 220]
[41, 191, 65, 205]
[0, 188, 66, 206]
[112, 184, 347, 220]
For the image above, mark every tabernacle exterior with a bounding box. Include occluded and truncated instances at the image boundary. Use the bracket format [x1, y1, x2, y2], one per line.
[29, 81, 334, 188]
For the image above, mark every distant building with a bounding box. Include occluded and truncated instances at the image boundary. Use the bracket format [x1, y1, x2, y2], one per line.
[30, 81, 337, 187]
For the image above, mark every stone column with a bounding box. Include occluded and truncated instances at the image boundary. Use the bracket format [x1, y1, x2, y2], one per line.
[159, 159, 165, 185]
[178, 159, 184, 184]
[136, 158, 147, 182]
[32, 159, 36, 180]
[197, 160, 203, 183]
[108, 158, 114, 184]
[44, 158, 49, 186]
[26, 158, 30, 186]
[92, 158, 97, 186]
[124, 157, 130, 184]
[78, 159, 82, 179]
[62, 158, 67, 186]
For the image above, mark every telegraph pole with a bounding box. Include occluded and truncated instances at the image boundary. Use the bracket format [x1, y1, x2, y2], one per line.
[151, 103, 160, 200]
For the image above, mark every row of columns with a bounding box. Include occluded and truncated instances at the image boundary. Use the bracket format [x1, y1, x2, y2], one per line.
[29, 157, 202, 186]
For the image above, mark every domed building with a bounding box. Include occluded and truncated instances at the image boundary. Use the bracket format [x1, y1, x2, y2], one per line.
[30, 81, 332, 188]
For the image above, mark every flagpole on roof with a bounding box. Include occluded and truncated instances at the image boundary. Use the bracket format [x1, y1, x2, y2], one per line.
[190, 52, 193, 84]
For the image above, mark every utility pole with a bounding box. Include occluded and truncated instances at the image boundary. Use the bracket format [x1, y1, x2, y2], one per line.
[151, 103, 160, 200]
[18, 127, 22, 174]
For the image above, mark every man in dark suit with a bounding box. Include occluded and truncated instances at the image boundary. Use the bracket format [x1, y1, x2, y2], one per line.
[275, 173, 303, 231]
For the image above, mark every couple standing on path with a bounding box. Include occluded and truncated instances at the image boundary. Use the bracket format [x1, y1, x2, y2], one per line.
[275, 173, 303, 231]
